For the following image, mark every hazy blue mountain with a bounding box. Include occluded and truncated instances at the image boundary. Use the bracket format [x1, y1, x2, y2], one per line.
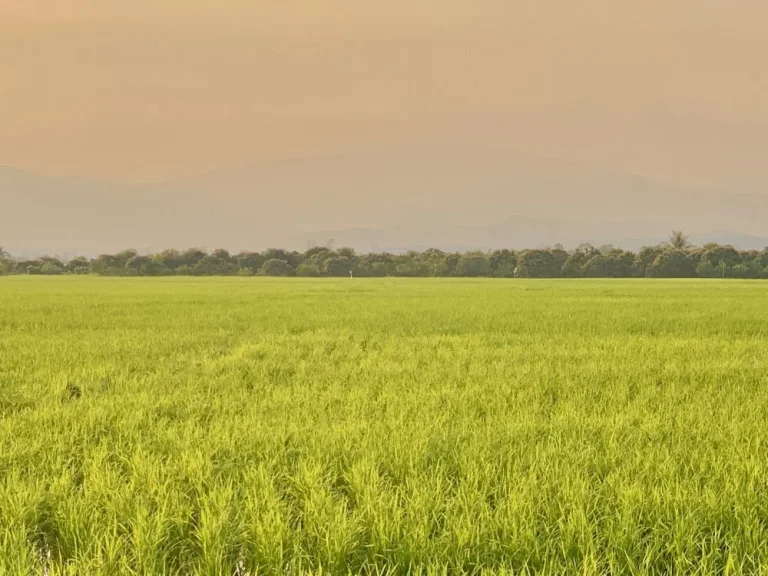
[3, 143, 767, 254]
[295, 221, 768, 254]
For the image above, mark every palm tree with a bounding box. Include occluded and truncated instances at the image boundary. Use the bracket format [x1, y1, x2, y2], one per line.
[666, 230, 692, 250]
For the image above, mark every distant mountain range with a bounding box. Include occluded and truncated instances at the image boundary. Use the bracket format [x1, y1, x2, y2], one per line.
[296, 222, 768, 254]
[3, 143, 767, 255]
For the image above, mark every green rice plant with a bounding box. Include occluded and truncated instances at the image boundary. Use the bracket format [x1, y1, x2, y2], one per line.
[1, 277, 768, 574]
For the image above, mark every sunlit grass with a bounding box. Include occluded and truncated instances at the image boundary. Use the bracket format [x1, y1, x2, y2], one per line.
[1, 277, 767, 574]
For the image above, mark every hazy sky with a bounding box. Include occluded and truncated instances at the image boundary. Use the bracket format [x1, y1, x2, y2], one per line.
[2, 0, 768, 190]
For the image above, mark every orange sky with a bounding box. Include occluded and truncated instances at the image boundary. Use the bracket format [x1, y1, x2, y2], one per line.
[2, 0, 768, 189]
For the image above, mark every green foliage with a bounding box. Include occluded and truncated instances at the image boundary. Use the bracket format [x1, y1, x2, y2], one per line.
[90, 254, 122, 276]
[3, 232, 767, 280]
[2, 278, 768, 573]
[152, 249, 184, 270]
[562, 250, 588, 278]
[633, 246, 664, 278]
[489, 249, 517, 278]
[39, 261, 64, 275]
[323, 256, 353, 277]
[296, 263, 321, 277]
[260, 259, 295, 276]
[700, 243, 740, 271]
[647, 249, 697, 278]
[696, 261, 720, 278]
[356, 254, 395, 277]
[455, 252, 491, 277]
[418, 248, 450, 277]
[760, 248, 768, 268]
[180, 248, 207, 268]
[65, 256, 91, 274]
[262, 248, 302, 269]
[394, 251, 431, 277]
[0, 248, 11, 275]
[515, 250, 562, 278]
[193, 255, 236, 276]
[582, 254, 607, 278]
[235, 251, 264, 273]
[730, 259, 763, 279]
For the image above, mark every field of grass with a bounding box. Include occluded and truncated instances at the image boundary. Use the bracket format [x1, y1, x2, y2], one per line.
[1, 277, 768, 574]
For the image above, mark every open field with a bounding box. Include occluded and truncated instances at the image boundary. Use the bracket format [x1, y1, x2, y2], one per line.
[1, 277, 768, 574]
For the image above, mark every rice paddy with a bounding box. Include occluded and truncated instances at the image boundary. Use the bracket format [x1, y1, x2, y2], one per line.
[1, 276, 768, 575]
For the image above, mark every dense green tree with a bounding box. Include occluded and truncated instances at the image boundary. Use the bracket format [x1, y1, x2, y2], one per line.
[394, 252, 431, 277]
[12, 259, 36, 274]
[235, 252, 264, 274]
[700, 244, 740, 274]
[114, 250, 139, 269]
[582, 254, 607, 278]
[302, 249, 333, 273]
[647, 249, 696, 278]
[489, 249, 517, 278]
[39, 261, 64, 275]
[125, 254, 172, 276]
[7, 235, 768, 280]
[90, 254, 121, 275]
[324, 256, 353, 277]
[550, 248, 569, 274]
[303, 246, 329, 259]
[603, 249, 635, 278]
[562, 250, 588, 278]
[193, 255, 236, 276]
[153, 249, 184, 270]
[731, 258, 763, 279]
[125, 255, 151, 275]
[296, 263, 321, 277]
[65, 256, 90, 274]
[441, 253, 462, 277]
[695, 261, 720, 278]
[419, 249, 449, 277]
[260, 259, 295, 276]
[0, 248, 14, 275]
[759, 248, 768, 268]
[212, 248, 231, 261]
[455, 252, 491, 277]
[263, 249, 302, 269]
[731, 264, 751, 279]
[144, 260, 173, 276]
[336, 247, 356, 260]
[515, 250, 562, 278]
[356, 253, 395, 277]
[179, 248, 207, 268]
[633, 246, 665, 278]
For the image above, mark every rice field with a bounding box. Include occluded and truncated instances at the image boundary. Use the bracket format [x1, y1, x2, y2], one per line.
[1, 276, 768, 575]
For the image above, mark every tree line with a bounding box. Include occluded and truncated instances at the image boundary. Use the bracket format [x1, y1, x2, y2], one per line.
[2, 232, 768, 279]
